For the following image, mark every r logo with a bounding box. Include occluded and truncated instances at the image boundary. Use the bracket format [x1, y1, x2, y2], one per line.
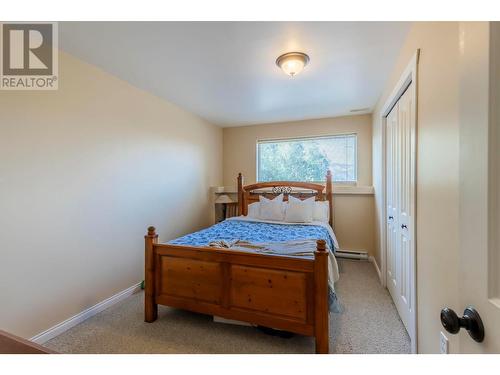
[2, 23, 53, 75]
[1, 22, 58, 90]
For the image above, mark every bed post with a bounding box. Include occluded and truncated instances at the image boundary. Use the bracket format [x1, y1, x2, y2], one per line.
[237, 172, 244, 216]
[314, 239, 329, 354]
[144, 226, 158, 323]
[326, 170, 333, 228]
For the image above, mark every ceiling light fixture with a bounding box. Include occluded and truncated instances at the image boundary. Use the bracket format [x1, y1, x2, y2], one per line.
[276, 52, 310, 77]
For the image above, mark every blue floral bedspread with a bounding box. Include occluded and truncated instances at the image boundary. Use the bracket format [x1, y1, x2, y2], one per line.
[169, 219, 336, 252]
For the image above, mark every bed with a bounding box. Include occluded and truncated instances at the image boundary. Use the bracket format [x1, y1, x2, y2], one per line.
[144, 171, 337, 353]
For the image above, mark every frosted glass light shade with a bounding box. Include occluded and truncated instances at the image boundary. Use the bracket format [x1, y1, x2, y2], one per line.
[276, 52, 310, 77]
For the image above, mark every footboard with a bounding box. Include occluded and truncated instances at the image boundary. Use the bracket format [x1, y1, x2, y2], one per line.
[144, 226, 329, 353]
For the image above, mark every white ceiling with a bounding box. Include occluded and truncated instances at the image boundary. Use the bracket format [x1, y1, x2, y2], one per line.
[60, 22, 410, 127]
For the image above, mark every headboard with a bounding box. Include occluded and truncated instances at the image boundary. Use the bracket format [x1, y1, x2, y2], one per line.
[237, 170, 334, 228]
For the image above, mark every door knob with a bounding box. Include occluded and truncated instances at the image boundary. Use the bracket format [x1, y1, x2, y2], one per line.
[388, 216, 394, 220]
[440, 306, 484, 342]
[401, 224, 407, 229]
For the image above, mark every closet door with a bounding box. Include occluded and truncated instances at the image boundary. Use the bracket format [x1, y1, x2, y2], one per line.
[396, 86, 413, 331]
[386, 102, 399, 302]
[386, 84, 414, 334]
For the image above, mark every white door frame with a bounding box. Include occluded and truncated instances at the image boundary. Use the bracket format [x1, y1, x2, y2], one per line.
[380, 50, 419, 354]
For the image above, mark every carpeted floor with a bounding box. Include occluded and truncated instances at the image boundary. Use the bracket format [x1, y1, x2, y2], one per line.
[45, 259, 410, 354]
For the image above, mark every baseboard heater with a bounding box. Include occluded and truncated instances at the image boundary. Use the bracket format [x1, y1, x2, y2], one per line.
[335, 249, 369, 261]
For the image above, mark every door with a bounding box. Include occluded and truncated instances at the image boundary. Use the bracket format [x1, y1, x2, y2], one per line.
[385, 84, 414, 334]
[454, 22, 500, 353]
[386, 100, 400, 317]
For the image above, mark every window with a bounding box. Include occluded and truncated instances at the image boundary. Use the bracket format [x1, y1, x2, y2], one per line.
[257, 134, 357, 183]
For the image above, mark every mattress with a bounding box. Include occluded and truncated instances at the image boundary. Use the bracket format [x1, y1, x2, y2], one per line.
[169, 216, 338, 252]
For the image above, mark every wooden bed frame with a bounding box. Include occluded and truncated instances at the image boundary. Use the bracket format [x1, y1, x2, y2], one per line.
[144, 171, 333, 353]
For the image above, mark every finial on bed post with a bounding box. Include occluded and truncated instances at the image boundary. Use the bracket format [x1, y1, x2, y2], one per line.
[237, 172, 244, 216]
[144, 226, 158, 323]
[316, 239, 327, 252]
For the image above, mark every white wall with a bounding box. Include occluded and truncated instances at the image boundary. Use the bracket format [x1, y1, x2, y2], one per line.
[0, 51, 223, 338]
[372, 22, 461, 353]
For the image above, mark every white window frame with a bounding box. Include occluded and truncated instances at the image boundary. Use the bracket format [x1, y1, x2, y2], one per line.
[256, 133, 358, 184]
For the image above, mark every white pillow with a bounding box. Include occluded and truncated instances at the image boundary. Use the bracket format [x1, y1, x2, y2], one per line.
[284, 196, 314, 223]
[259, 194, 285, 221]
[313, 201, 330, 223]
[247, 202, 260, 218]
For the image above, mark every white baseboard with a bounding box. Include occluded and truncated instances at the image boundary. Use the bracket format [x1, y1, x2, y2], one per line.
[369, 256, 382, 284]
[30, 282, 142, 344]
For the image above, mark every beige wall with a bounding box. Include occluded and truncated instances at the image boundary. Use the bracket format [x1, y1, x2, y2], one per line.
[223, 115, 375, 255]
[0, 51, 223, 338]
[372, 22, 461, 353]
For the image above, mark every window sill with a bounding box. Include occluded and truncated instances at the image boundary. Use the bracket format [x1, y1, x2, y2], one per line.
[332, 185, 374, 195]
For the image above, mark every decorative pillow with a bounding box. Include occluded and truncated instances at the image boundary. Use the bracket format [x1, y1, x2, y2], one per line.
[313, 201, 330, 223]
[284, 196, 314, 223]
[259, 194, 285, 221]
[247, 202, 260, 218]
